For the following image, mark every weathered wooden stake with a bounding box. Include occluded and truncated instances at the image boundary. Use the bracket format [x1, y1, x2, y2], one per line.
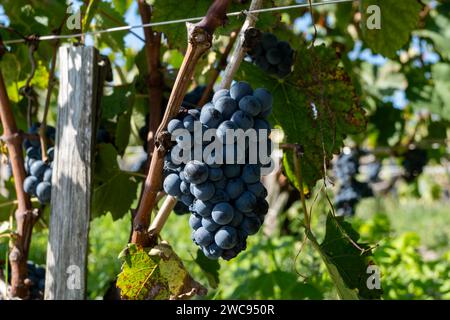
[44, 46, 100, 300]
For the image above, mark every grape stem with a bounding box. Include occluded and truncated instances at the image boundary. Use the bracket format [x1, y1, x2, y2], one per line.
[219, 0, 264, 90]
[198, 29, 239, 106]
[131, 0, 233, 247]
[148, 195, 177, 241]
[0, 68, 35, 299]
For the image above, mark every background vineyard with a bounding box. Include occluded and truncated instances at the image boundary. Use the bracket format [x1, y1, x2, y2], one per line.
[0, 0, 449, 300]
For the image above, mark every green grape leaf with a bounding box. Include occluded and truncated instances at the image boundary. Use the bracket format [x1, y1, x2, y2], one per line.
[93, 1, 127, 52]
[117, 242, 207, 300]
[369, 102, 404, 147]
[151, 0, 277, 51]
[406, 62, 450, 120]
[112, 0, 133, 15]
[92, 144, 138, 220]
[360, 0, 422, 58]
[414, 2, 450, 61]
[315, 213, 383, 300]
[101, 85, 135, 120]
[194, 249, 220, 289]
[236, 44, 366, 189]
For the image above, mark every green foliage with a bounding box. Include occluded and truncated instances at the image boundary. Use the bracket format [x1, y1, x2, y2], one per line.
[92, 144, 139, 220]
[194, 249, 221, 289]
[360, 0, 422, 58]
[150, 0, 277, 50]
[317, 213, 382, 299]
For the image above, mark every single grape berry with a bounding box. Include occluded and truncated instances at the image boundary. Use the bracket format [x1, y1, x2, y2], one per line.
[235, 191, 257, 212]
[184, 160, 209, 184]
[231, 110, 254, 130]
[24, 176, 39, 196]
[36, 181, 52, 203]
[194, 227, 214, 247]
[163, 173, 182, 197]
[30, 161, 47, 180]
[230, 82, 253, 102]
[215, 226, 238, 249]
[211, 202, 234, 225]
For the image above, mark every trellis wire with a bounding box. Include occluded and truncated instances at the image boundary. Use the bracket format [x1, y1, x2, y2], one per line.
[2, 0, 355, 45]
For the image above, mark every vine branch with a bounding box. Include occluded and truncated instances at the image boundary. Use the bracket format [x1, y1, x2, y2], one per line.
[131, 0, 232, 247]
[219, 0, 264, 90]
[198, 29, 238, 106]
[137, 0, 164, 160]
[0, 65, 35, 298]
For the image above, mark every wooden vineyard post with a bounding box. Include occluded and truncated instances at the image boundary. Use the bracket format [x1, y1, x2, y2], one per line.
[44, 46, 100, 300]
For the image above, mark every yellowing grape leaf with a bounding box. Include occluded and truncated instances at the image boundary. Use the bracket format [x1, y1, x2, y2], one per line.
[117, 242, 207, 300]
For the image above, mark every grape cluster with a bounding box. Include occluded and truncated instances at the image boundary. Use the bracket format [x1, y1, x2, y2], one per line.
[27, 261, 45, 300]
[163, 81, 273, 260]
[23, 124, 54, 204]
[247, 32, 294, 78]
[334, 151, 373, 217]
[402, 148, 428, 182]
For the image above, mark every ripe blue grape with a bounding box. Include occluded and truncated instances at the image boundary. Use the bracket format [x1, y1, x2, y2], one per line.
[30, 161, 47, 180]
[189, 214, 202, 230]
[23, 176, 39, 195]
[230, 209, 243, 228]
[181, 194, 195, 206]
[167, 119, 184, 134]
[200, 105, 222, 128]
[240, 216, 261, 236]
[223, 164, 241, 178]
[225, 178, 245, 199]
[212, 89, 230, 104]
[180, 181, 190, 195]
[253, 118, 271, 134]
[253, 88, 273, 116]
[209, 189, 230, 204]
[194, 227, 214, 246]
[191, 199, 213, 217]
[246, 181, 267, 198]
[216, 120, 239, 144]
[214, 226, 238, 249]
[203, 243, 223, 260]
[183, 115, 195, 132]
[238, 96, 262, 117]
[265, 48, 282, 65]
[43, 167, 52, 182]
[211, 202, 234, 225]
[36, 181, 52, 204]
[261, 33, 277, 50]
[235, 191, 257, 212]
[213, 177, 227, 190]
[230, 110, 254, 130]
[242, 164, 261, 184]
[188, 108, 201, 119]
[230, 82, 253, 102]
[184, 160, 209, 184]
[190, 181, 215, 201]
[214, 96, 238, 120]
[201, 217, 220, 232]
[163, 173, 182, 197]
[208, 167, 223, 181]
